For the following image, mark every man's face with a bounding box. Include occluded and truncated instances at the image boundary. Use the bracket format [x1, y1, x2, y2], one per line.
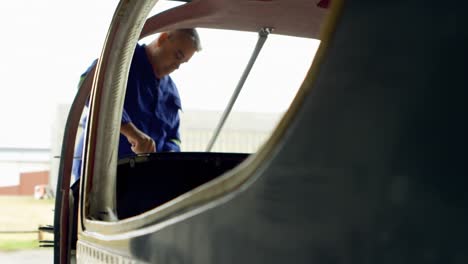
[154, 32, 197, 78]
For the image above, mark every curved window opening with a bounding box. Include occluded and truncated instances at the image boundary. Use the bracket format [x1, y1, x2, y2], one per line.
[115, 25, 319, 219]
[78, 0, 321, 221]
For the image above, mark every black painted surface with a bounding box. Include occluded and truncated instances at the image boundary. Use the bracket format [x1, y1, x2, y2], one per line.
[81, 0, 468, 263]
[126, 1, 468, 263]
[117, 153, 248, 219]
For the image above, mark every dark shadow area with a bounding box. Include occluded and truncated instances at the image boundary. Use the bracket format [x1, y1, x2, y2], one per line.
[116, 152, 249, 219]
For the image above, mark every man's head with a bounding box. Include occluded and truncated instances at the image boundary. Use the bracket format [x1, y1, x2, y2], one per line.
[146, 28, 202, 78]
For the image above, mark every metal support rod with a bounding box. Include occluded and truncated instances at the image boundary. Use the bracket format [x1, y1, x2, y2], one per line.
[206, 27, 273, 152]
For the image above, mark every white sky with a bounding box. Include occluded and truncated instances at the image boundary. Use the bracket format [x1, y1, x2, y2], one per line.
[0, 1, 319, 149]
[0, 1, 119, 149]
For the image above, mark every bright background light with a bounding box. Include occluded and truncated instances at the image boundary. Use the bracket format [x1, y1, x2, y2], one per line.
[0, 0, 319, 148]
[0, 1, 119, 148]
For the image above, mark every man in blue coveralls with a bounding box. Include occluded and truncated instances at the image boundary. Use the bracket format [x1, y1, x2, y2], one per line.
[72, 28, 202, 181]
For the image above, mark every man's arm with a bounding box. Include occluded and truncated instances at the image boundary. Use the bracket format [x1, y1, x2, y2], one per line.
[120, 122, 156, 154]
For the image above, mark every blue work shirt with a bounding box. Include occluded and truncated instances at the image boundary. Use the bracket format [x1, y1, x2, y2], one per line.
[72, 43, 182, 181]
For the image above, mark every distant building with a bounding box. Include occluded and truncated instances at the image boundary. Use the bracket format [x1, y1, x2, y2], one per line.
[179, 110, 281, 152]
[0, 170, 49, 196]
[49, 104, 74, 195]
[0, 147, 50, 195]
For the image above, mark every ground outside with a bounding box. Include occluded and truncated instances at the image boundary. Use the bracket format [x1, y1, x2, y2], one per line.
[0, 196, 54, 263]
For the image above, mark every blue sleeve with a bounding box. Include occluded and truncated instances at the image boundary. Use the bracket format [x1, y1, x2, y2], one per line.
[79, 59, 98, 107]
[122, 108, 132, 124]
[73, 60, 98, 180]
[162, 113, 181, 152]
[79, 59, 131, 124]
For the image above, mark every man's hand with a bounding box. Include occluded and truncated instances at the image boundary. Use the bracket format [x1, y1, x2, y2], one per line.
[120, 122, 156, 154]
